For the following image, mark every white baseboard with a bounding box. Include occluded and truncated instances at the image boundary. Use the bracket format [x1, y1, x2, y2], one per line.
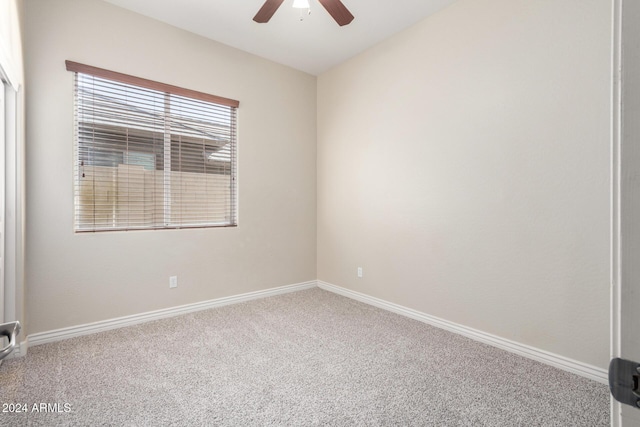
[28, 281, 317, 348]
[20, 279, 610, 386]
[317, 280, 608, 385]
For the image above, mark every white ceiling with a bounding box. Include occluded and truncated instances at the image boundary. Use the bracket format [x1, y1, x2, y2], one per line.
[102, 0, 459, 75]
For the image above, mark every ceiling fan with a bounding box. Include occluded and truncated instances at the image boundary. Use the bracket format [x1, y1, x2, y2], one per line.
[253, 0, 354, 27]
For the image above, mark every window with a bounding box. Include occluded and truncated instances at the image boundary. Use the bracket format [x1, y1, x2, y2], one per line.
[66, 61, 239, 232]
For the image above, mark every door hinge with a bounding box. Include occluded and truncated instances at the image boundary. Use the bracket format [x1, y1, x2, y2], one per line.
[0, 321, 21, 361]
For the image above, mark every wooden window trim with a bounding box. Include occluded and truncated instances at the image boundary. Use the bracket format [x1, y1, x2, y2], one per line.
[65, 60, 240, 108]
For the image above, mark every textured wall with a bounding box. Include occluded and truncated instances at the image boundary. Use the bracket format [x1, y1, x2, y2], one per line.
[25, 0, 317, 333]
[317, 0, 611, 368]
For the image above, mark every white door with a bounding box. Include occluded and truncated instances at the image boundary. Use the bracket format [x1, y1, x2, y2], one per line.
[0, 83, 5, 325]
[613, 0, 640, 425]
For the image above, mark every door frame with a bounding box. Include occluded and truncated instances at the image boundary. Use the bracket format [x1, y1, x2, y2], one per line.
[0, 39, 23, 342]
[610, 0, 622, 424]
[610, 0, 640, 425]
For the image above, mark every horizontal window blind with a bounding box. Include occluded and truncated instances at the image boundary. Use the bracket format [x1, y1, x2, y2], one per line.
[70, 63, 238, 232]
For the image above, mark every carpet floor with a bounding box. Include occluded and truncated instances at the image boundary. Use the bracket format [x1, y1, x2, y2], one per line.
[0, 288, 609, 426]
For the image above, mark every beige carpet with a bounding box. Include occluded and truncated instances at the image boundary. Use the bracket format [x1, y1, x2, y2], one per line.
[0, 288, 609, 426]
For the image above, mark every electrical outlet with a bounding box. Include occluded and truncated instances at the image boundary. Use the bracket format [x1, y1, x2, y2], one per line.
[357, 267, 363, 278]
[169, 276, 178, 288]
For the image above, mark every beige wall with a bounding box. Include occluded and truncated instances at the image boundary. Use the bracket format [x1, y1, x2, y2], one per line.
[317, 0, 611, 368]
[25, 0, 317, 334]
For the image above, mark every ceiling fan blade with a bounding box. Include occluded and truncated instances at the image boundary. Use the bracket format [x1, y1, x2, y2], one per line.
[253, 0, 286, 23]
[317, 0, 354, 26]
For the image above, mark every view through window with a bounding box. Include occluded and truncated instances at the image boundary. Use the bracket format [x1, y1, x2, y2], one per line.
[70, 65, 238, 232]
